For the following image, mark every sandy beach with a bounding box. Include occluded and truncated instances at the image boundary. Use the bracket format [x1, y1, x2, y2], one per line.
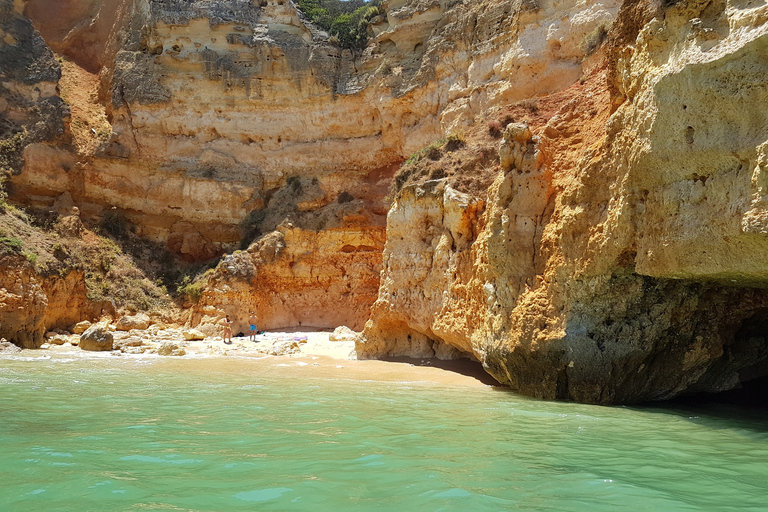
[16, 329, 498, 388]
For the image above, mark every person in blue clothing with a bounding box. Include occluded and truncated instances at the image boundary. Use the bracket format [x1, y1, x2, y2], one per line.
[249, 308, 259, 342]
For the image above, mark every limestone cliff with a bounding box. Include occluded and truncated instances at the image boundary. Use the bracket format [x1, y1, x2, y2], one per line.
[7, 0, 618, 332]
[359, 0, 768, 403]
[5, 0, 768, 404]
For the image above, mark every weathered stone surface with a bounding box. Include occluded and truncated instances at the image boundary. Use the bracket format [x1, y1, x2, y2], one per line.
[48, 335, 69, 345]
[157, 341, 185, 356]
[182, 328, 206, 341]
[189, 221, 385, 333]
[79, 322, 114, 351]
[330, 326, 358, 342]
[269, 339, 300, 356]
[361, 0, 768, 404]
[10, 0, 620, 336]
[115, 313, 150, 331]
[72, 320, 92, 334]
[114, 336, 143, 349]
[0, 255, 48, 348]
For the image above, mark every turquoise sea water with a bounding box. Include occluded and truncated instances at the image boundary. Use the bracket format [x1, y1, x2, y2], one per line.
[1, 355, 768, 512]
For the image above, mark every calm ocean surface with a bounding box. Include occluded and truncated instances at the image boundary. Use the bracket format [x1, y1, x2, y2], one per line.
[1, 354, 767, 512]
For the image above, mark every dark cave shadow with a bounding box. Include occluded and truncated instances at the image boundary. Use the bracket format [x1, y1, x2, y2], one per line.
[379, 356, 503, 387]
[632, 375, 768, 434]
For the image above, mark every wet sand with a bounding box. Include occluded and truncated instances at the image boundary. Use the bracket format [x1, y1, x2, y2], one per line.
[24, 330, 498, 388]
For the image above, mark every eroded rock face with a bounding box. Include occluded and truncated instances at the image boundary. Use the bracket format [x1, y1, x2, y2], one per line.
[0, 0, 69, 153]
[0, 254, 47, 348]
[361, 0, 768, 403]
[10, 0, 620, 333]
[189, 217, 385, 333]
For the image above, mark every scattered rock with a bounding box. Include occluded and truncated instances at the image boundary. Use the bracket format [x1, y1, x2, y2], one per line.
[122, 346, 148, 354]
[48, 335, 69, 345]
[79, 322, 114, 351]
[72, 321, 92, 334]
[269, 339, 301, 356]
[0, 341, 22, 353]
[157, 342, 186, 356]
[182, 329, 206, 341]
[115, 313, 151, 331]
[330, 326, 359, 342]
[114, 337, 143, 349]
[45, 331, 58, 339]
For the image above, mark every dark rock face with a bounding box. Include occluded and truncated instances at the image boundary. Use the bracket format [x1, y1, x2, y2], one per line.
[484, 275, 768, 404]
[149, 0, 263, 27]
[79, 323, 114, 351]
[111, 51, 172, 107]
[0, 0, 69, 148]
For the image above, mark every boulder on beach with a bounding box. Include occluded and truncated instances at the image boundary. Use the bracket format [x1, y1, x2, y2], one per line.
[72, 321, 92, 334]
[182, 329, 206, 341]
[330, 326, 359, 342]
[0, 340, 21, 353]
[48, 335, 69, 345]
[115, 313, 150, 331]
[157, 342, 185, 356]
[269, 339, 301, 356]
[79, 323, 114, 351]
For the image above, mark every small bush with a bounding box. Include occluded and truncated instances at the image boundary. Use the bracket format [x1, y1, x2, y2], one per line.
[580, 22, 611, 56]
[100, 208, 128, 238]
[338, 191, 354, 203]
[296, 0, 382, 50]
[239, 209, 267, 249]
[286, 175, 303, 194]
[177, 275, 205, 303]
[0, 236, 23, 252]
[488, 120, 503, 138]
[23, 251, 38, 264]
[445, 132, 466, 152]
[0, 130, 27, 173]
[425, 144, 442, 161]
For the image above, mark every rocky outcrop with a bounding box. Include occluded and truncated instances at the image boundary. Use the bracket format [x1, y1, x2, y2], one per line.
[0, 254, 48, 348]
[360, 0, 768, 403]
[189, 216, 385, 333]
[79, 321, 113, 350]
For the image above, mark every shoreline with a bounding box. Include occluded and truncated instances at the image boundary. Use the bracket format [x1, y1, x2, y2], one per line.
[2, 329, 498, 388]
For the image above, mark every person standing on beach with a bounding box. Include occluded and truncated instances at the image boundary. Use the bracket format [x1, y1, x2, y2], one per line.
[223, 315, 233, 345]
[249, 309, 259, 342]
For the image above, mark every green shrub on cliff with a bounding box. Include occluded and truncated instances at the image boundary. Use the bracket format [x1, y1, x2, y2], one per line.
[177, 275, 205, 303]
[0, 130, 27, 174]
[296, 0, 382, 50]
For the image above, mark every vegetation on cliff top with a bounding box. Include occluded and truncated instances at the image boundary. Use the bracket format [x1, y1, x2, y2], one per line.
[295, 0, 382, 49]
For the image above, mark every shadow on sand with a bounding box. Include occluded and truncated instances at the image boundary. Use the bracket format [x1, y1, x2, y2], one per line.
[380, 356, 502, 387]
